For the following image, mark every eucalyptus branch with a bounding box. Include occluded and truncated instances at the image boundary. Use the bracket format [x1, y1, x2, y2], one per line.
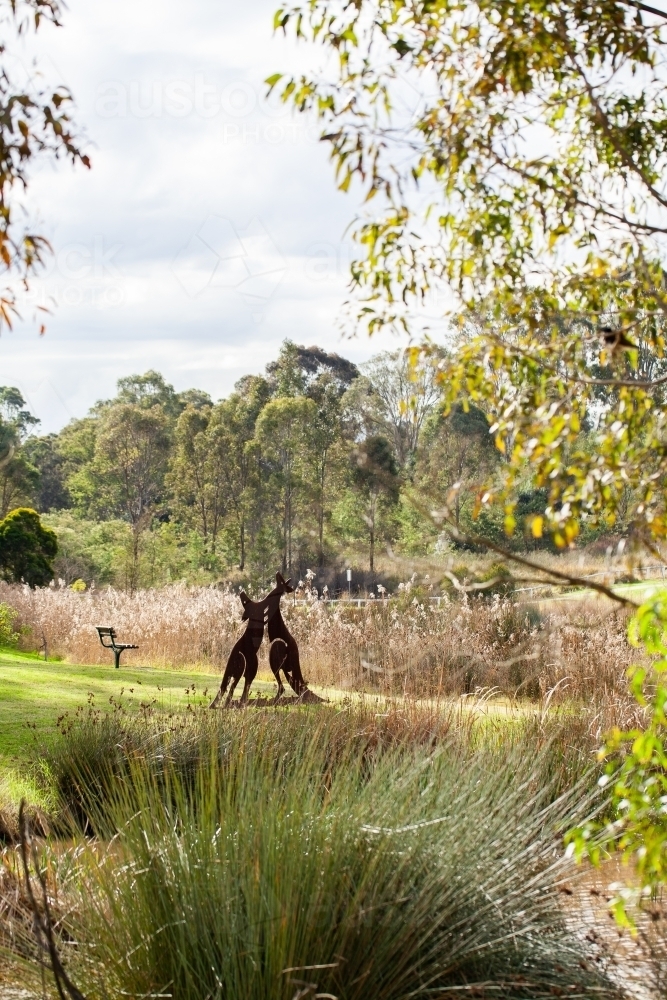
[483, 143, 667, 246]
[482, 332, 667, 389]
[444, 524, 640, 608]
[625, 0, 667, 21]
[574, 56, 667, 211]
[574, 199, 667, 235]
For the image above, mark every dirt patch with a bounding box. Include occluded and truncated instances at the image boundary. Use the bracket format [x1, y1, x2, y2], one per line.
[563, 861, 667, 998]
[229, 689, 327, 708]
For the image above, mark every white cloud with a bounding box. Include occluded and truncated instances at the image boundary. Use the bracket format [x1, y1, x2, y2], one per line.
[0, 0, 409, 433]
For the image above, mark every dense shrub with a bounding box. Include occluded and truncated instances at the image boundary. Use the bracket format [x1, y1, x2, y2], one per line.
[0, 508, 57, 587]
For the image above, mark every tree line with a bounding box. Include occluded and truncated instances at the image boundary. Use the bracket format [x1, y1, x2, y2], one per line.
[0, 338, 618, 591]
[0, 342, 485, 587]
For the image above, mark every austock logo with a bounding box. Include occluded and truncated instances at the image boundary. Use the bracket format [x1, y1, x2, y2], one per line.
[171, 215, 287, 304]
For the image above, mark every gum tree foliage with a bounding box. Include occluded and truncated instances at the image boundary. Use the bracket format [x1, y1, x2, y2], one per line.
[16, 348, 488, 581]
[93, 402, 171, 592]
[270, 0, 667, 556]
[21, 433, 70, 511]
[413, 402, 499, 531]
[271, 0, 667, 914]
[307, 371, 353, 566]
[115, 371, 183, 418]
[352, 433, 400, 571]
[355, 350, 442, 469]
[274, 344, 361, 564]
[258, 341, 362, 568]
[167, 386, 262, 569]
[167, 404, 225, 564]
[0, 385, 38, 436]
[0, 0, 88, 327]
[255, 395, 319, 575]
[0, 385, 39, 515]
[265, 340, 359, 396]
[210, 381, 272, 572]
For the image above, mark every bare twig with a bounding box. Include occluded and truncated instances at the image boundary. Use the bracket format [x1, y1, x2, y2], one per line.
[625, 0, 667, 20]
[18, 800, 88, 1000]
[485, 331, 667, 389]
[445, 525, 641, 608]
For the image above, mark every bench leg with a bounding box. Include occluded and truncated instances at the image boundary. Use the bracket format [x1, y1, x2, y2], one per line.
[114, 648, 122, 670]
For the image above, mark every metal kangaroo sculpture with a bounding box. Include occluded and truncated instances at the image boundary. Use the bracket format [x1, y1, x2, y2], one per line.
[209, 572, 308, 707]
[268, 573, 308, 697]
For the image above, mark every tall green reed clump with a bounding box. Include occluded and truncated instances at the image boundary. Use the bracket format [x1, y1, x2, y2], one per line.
[42, 704, 468, 829]
[41, 703, 600, 829]
[33, 707, 622, 1000]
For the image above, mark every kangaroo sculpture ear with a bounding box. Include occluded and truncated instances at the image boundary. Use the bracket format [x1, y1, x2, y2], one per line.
[276, 572, 285, 584]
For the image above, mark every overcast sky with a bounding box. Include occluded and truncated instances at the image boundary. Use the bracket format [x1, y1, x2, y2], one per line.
[0, 0, 405, 433]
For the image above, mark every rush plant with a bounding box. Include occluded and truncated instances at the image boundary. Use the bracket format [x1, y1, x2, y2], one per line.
[23, 709, 623, 1000]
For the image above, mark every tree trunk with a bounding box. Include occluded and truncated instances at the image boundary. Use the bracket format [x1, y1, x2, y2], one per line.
[287, 465, 292, 574]
[129, 523, 141, 595]
[369, 524, 375, 574]
[318, 454, 326, 568]
[368, 492, 379, 576]
[455, 450, 465, 528]
[283, 490, 289, 575]
[238, 518, 245, 571]
[318, 509, 324, 568]
[283, 452, 291, 575]
[200, 498, 208, 553]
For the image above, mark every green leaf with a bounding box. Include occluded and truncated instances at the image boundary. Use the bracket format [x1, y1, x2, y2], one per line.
[265, 73, 283, 91]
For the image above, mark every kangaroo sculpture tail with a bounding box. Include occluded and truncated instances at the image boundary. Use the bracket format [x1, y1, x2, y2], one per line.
[269, 637, 288, 674]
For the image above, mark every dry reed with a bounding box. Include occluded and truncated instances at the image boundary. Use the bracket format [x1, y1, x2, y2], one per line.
[0, 580, 642, 709]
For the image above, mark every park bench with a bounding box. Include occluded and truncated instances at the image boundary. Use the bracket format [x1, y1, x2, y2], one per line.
[95, 626, 138, 670]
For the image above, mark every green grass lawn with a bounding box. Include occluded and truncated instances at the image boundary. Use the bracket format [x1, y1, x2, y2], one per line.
[0, 649, 309, 812]
[0, 648, 529, 813]
[0, 648, 285, 765]
[0, 648, 532, 766]
[532, 577, 666, 607]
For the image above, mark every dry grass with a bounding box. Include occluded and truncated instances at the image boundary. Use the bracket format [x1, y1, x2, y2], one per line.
[373, 541, 661, 588]
[0, 581, 239, 669]
[0, 579, 645, 714]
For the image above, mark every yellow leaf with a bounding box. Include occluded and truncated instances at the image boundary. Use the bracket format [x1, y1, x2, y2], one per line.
[531, 515, 544, 538]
